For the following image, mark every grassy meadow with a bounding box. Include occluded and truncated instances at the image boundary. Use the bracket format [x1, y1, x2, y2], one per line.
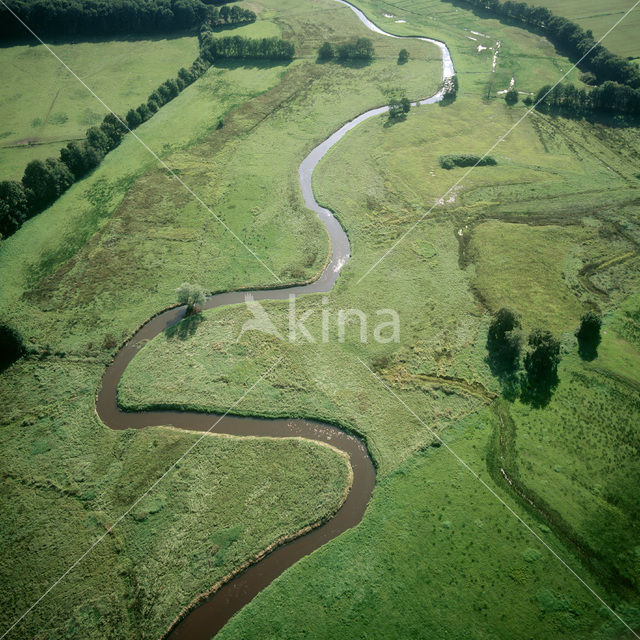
[120, 92, 640, 637]
[527, 0, 640, 58]
[0, 35, 199, 178]
[0, 358, 350, 639]
[1, 0, 640, 637]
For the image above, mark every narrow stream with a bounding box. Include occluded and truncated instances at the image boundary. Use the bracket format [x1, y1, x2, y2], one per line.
[96, 2, 454, 637]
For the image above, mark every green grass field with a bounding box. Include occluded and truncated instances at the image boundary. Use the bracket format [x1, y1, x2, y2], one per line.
[1, 0, 640, 637]
[0, 358, 350, 639]
[0, 35, 199, 179]
[527, 0, 640, 58]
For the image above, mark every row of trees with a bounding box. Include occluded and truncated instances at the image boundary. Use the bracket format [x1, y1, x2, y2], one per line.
[317, 38, 375, 63]
[1, 23, 299, 238]
[0, 0, 254, 39]
[455, 0, 640, 89]
[200, 33, 295, 61]
[0, 51, 212, 239]
[534, 81, 640, 118]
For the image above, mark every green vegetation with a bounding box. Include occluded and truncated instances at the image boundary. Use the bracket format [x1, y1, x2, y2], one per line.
[119, 12, 640, 630]
[217, 413, 635, 640]
[0, 358, 350, 640]
[0, 36, 198, 178]
[2, 0, 640, 637]
[439, 152, 497, 168]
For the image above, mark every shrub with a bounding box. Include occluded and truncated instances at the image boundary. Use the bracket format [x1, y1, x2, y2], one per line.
[505, 88, 519, 105]
[398, 48, 409, 64]
[318, 42, 335, 61]
[439, 154, 497, 169]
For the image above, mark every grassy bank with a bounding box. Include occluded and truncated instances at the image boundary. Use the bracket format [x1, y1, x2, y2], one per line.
[216, 412, 637, 640]
[0, 358, 350, 639]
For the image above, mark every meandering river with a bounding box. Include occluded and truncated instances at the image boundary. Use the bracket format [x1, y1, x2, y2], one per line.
[96, 2, 454, 637]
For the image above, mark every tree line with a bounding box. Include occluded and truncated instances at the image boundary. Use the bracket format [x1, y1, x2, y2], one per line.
[0, 0, 255, 39]
[452, 0, 640, 90]
[316, 38, 375, 63]
[200, 33, 295, 62]
[1, 24, 295, 239]
[534, 81, 640, 118]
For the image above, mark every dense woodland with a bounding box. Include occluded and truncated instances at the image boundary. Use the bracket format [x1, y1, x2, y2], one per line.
[0, 0, 254, 39]
[0, 20, 294, 239]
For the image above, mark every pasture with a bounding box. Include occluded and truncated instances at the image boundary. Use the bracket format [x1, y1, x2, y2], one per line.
[1, 0, 639, 637]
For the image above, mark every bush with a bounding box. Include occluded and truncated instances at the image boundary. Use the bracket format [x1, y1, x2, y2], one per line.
[505, 88, 519, 105]
[398, 48, 409, 64]
[337, 38, 374, 62]
[439, 154, 497, 169]
[318, 42, 335, 61]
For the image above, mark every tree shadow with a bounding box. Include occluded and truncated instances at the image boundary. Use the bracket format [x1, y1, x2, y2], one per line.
[578, 335, 601, 361]
[519, 371, 559, 408]
[165, 313, 204, 341]
[335, 58, 373, 69]
[383, 114, 407, 127]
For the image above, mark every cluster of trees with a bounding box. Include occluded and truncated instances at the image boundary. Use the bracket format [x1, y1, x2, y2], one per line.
[0, 53, 211, 239]
[454, 0, 640, 89]
[0, 0, 254, 39]
[440, 74, 458, 105]
[200, 33, 295, 61]
[534, 81, 640, 117]
[316, 38, 375, 63]
[439, 153, 497, 169]
[487, 308, 602, 405]
[338, 38, 374, 62]
[388, 96, 411, 119]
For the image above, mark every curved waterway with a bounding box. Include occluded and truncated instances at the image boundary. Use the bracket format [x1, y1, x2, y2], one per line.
[96, 2, 454, 638]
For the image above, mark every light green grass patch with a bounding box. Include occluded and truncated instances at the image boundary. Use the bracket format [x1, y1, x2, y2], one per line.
[0, 35, 198, 178]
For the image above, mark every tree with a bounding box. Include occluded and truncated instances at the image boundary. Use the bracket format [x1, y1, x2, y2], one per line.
[524, 329, 561, 383]
[576, 311, 601, 361]
[136, 103, 152, 122]
[318, 41, 334, 61]
[0, 181, 29, 238]
[126, 108, 142, 129]
[398, 48, 409, 64]
[60, 141, 102, 179]
[22, 158, 73, 212]
[0, 323, 25, 371]
[176, 282, 207, 313]
[505, 87, 519, 105]
[487, 308, 522, 375]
